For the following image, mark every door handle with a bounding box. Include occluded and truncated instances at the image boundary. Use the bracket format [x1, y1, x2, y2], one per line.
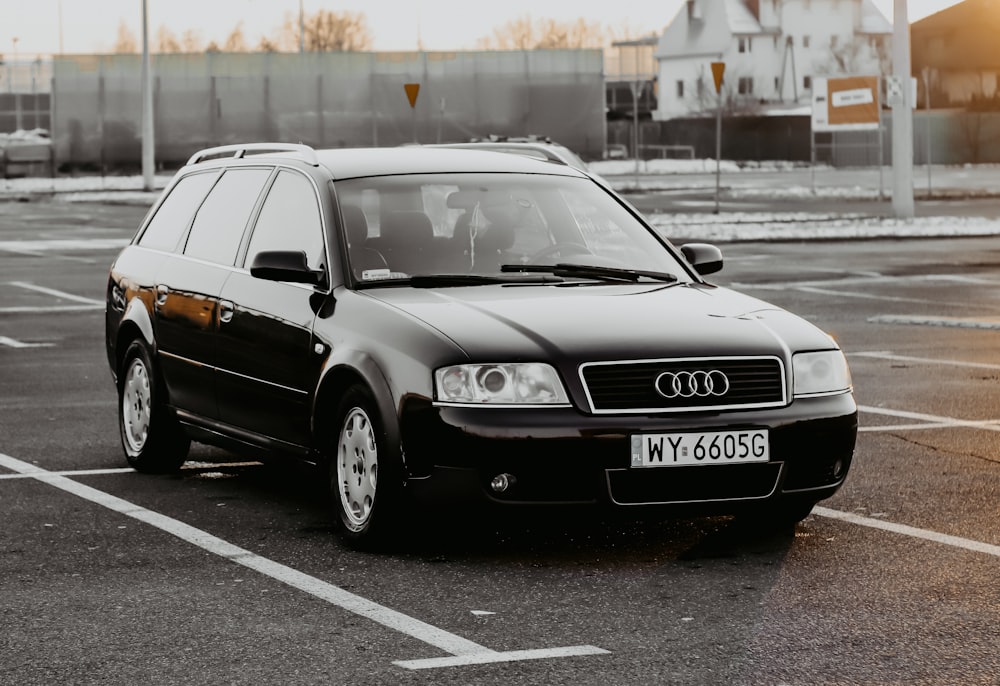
[155, 285, 169, 306]
[219, 300, 235, 323]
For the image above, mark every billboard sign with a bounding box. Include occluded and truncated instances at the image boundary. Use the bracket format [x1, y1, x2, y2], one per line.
[811, 76, 880, 132]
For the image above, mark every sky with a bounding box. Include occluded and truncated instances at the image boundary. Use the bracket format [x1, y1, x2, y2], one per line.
[0, 0, 966, 57]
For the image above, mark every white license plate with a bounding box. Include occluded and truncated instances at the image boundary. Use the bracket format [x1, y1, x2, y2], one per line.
[630, 429, 769, 468]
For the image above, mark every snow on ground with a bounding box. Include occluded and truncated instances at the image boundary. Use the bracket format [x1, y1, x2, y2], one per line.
[3, 168, 1000, 241]
[649, 212, 1000, 242]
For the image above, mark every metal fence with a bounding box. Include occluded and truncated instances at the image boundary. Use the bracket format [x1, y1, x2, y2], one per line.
[608, 110, 1000, 166]
[51, 50, 606, 170]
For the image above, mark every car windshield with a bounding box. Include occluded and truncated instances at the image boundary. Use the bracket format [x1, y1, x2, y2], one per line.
[333, 173, 693, 286]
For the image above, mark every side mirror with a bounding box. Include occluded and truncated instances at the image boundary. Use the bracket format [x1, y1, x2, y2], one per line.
[250, 250, 324, 285]
[680, 243, 724, 276]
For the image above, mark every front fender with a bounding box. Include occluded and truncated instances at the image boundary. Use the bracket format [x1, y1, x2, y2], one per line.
[312, 346, 402, 464]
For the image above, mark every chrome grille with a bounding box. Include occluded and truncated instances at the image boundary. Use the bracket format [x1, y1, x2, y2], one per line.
[579, 356, 786, 413]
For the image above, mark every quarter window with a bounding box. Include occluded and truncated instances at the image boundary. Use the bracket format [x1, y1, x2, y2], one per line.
[137, 172, 216, 252]
[246, 170, 326, 270]
[183, 168, 271, 265]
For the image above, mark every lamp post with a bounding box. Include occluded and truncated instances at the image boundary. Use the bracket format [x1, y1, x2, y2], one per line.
[12, 37, 21, 131]
[141, 0, 155, 191]
[891, 0, 914, 217]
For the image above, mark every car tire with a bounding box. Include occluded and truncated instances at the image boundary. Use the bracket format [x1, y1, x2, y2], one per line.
[329, 385, 406, 549]
[118, 340, 190, 473]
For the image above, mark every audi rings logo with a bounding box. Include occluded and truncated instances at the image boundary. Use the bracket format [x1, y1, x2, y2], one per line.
[654, 370, 730, 399]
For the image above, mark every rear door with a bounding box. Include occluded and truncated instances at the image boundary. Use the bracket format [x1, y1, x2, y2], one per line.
[155, 166, 272, 420]
[215, 168, 330, 448]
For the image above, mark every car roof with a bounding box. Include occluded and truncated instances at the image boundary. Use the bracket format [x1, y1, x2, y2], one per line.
[314, 147, 586, 180]
[430, 141, 577, 165]
[181, 144, 587, 181]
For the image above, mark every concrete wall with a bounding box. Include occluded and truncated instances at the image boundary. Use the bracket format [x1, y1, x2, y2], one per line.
[51, 50, 606, 169]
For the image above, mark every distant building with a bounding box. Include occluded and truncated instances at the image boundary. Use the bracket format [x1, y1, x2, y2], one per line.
[911, 0, 1000, 108]
[606, 36, 660, 120]
[652, 0, 891, 120]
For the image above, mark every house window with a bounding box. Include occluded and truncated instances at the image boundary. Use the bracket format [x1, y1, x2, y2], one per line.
[738, 77, 753, 95]
[804, 75, 812, 90]
[677, 80, 684, 98]
[738, 37, 751, 53]
[774, 76, 780, 91]
[803, 35, 811, 48]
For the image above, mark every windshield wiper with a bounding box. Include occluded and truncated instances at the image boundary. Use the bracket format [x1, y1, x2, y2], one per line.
[501, 263, 678, 284]
[408, 273, 562, 288]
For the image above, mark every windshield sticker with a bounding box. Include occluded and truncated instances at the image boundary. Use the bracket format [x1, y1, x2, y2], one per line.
[362, 268, 393, 280]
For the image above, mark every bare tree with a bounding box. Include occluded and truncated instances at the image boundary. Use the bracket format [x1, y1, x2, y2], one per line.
[224, 23, 249, 52]
[181, 29, 205, 53]
[257, 36, 280, 53]
[156, 26, 182, 53]
[954, 73, 1000, 163]
[476, 15, 607, 50]
[263, 10, 372, 51]
[113, 20, 138, 53]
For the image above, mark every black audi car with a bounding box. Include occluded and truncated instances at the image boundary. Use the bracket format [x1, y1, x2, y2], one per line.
[105, 144, 857, 547]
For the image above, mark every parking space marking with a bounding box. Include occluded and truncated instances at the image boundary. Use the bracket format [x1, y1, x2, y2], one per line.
[0, 452, 608, 670]
[0, 336, 54, 348]
[814, 507, 1000, 559]
[0, 238, 129, 253]
[858, 405, 1000, 433]
[851, 351, 1000, 370]
[868, 315, 1000, 330]
[8, 281, 104, 306]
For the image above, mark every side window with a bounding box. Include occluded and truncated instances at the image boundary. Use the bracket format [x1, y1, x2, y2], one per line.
[245, 170, 325, 270]
[137, 172, 216, 252]
[184, 168, 271, 266]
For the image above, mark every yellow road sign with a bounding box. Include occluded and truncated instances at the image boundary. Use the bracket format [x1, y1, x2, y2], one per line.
[710, 62, 725, 94]
[404, 83, 420, 108]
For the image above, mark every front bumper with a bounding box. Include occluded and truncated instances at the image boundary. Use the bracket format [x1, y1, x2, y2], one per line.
[401, 393, 858, 511]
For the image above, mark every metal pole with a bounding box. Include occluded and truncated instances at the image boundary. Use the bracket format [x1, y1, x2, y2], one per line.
[714, 93, 722, 214]
[923, 67, 932, 197]
[141, 0, 155, 191]
[891, 0, 915, 217]
[58, 0, 64, 55]
[12, 38, 21, 131]
[633, 45, 640, 188]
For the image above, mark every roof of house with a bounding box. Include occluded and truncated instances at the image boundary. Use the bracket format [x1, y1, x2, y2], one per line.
[655, 0, 890, 61]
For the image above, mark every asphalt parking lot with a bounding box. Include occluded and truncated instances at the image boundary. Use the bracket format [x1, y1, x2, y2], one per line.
[1, 198, 998, 685]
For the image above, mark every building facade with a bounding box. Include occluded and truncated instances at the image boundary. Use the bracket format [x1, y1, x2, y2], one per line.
[911, 0, 1000, 108]
[653, 0, 891, 120]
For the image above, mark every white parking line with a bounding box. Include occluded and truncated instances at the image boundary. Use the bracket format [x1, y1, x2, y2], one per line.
[851, 351, 1000, 370]
[814, 507, 1000, 558]
[8, 281, 104, 306]
[0, 452, 608, 670]
[858, 405, 1000, 433]
[0, 336, 54, 348]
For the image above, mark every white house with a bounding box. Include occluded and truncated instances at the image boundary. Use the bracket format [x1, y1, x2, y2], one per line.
[653, 0, 891, 120]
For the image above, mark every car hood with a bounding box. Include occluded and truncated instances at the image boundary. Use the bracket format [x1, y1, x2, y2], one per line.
[364, 283, 837, 362]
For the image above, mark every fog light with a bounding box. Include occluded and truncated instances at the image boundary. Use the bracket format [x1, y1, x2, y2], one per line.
[490, 473, 516, 493]
[832, 459, 845, 479]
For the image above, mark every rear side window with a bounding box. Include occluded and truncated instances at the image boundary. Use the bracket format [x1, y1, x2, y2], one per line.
[184, 168, 272, 266]
[137, 172, 216, 252]
[245, 170, 325, 270]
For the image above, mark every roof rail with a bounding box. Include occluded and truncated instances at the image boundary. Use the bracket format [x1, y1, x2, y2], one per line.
[186, 143, 319, 167]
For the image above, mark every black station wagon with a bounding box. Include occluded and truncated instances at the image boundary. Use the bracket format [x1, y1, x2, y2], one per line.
[105, 143, 857, 546]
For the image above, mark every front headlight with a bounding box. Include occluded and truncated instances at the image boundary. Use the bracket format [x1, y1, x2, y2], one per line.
[793, 350, 853, 397]
[435, 363, 570, 405]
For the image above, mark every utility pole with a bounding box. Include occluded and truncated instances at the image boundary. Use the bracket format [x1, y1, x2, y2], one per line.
[891, 0, 914, 217]
[141, 0, 155, 191]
